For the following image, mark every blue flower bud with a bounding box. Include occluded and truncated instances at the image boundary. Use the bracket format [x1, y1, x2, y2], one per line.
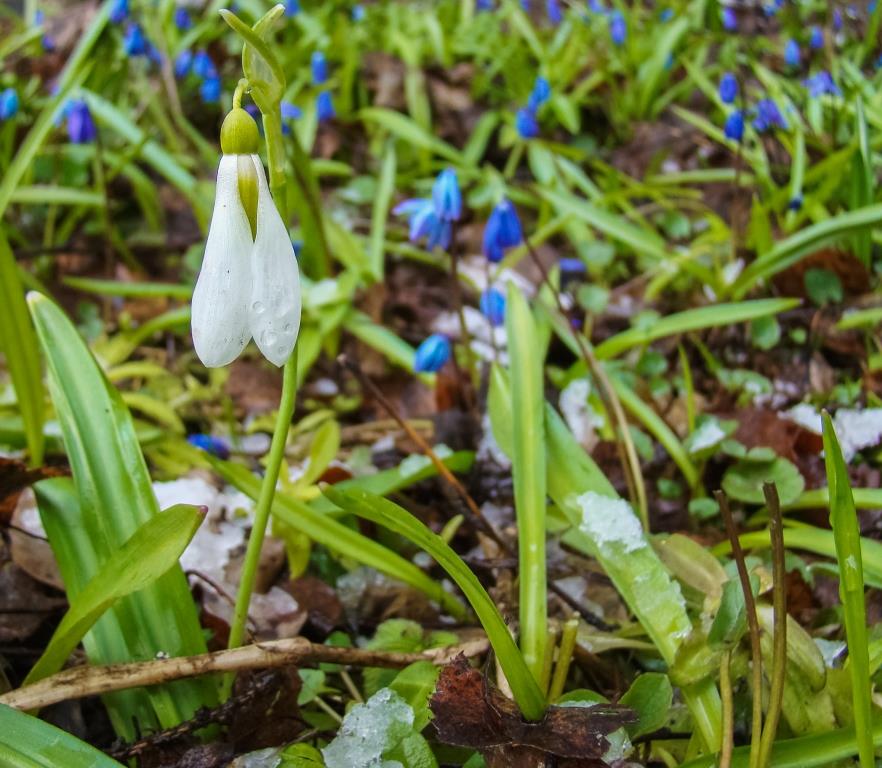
[783, 39, 800, 67]
[316, 91, 335, 122]
[175, 49, 193, 77]
[609, 11, 626, 45]
[721, 7, 737, 31]
[718, 72, 738, 104]
[432, 168, 462, 222]
[193, 50, 217, 79]
[804, 70, 840, 98]
[809, 26, 823, 49]
[480, 288, 506, 327]
[187, 433, 231, 459]
[282, 101, 303, 120]
[200, 76, 221, 104]
[787, 196, 803, 211]
[352, 4, 365, 21]
[515, 107, 539, 139]
[547, 0, 563, 24]
[284, 0, 300, 16]
[753, 98, 787, 132]
[527, 76, 551, 111]
[833, 8, 843, 30]
[67, 99, 97, 143]
[477, 0, 494, 9]
[0, 88, 19, 121]
[174, 6, 192, 31]
[660, 8, 674, 21]
[723, 110, 744, 141]
[414, 334, 451, 373]
[123, 23, 148, 57]
[311, 51, 328, 85]
[483, 198, 523, 263]
[109, 0, 129, 25]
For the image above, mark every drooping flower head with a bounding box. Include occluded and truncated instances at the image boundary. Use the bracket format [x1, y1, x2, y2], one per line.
[0, 88, 19, 121]
[191, 108, 302, 368]
[718, 72, 738, 104]
[174, 6, 193, 31]
[414, 334, 451, 373]
[123, 22, 148, 57]
[66, 99, 97, 143]
[784, 39, 800, 67]
[432, 168, 462, 222]
[311, 51, 328, 85]
[609, 11, 626, 45]
[316, 91, 335, 122]
[753, 99, 787, 132]
[109, 0, 129, 25]
[480, 288, 506, 327]
[804, 70, 841, 98]
[394, 198, 451, 251]
[515, 107, 539, 139]
[809, 26, 824, 49]
[723, 109, 744, 141]
[483, 198, 523, 263]
[187, 433, 230, 459]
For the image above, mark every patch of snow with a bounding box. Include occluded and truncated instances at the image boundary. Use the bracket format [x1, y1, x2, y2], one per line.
[432, 307, 509, 364]
[785, 403, 822, 434]
[322, 687, 413, 768]
[559, 378, 603, 448]
[312, 377, 339, 397]
[833, 408, 882, 462]
[477, 413, 511, 468]
[576, 491, 646, 553]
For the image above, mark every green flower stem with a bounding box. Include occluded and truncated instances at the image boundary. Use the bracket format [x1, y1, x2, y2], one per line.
[224, 351, 298, 666]
[262, 108, 288, 222]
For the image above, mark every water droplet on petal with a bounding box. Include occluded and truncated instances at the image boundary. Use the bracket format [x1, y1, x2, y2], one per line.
[252, 301, 265, 314]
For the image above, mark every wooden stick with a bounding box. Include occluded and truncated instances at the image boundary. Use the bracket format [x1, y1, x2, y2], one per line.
[0, 636, 489, 712]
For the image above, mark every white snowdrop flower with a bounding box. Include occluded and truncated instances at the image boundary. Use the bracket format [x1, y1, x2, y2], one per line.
[191, 107, 301, 368]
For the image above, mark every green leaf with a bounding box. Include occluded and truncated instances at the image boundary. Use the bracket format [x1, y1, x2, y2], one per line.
[322, 485, 547, 721]
[619, 673, 673, 739]
[804, 268, 843, 306]
[0, 234, 44, 465]
[368, 140, 397, 279]
[0, 704, 125, 768]
[221, 7, 285, 107]
[27, 292, 215, 737]
[359, 108, 464, 163]
[9, 186, 105, 207]
[822, 412, 874, 768]
[389, 661, 442, 731]
[25, 504, 205, 686]
[721, 457, 805, 506]
[504, 285, 547, 684]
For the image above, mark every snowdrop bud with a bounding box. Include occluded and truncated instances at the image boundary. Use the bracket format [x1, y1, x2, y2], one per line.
[220, 106, 259, 155]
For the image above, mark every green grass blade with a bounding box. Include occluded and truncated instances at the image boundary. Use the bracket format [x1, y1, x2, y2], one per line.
[594, 299, 800, 360]
[9, 186, 105, 207]
[208, 456, 467, 620]
[0, 234, 44, 466]
[0, 705, 124, 768]
[822, 412, 873, 768]
[62, 276, 192, 300]
[27, 292, 216, 735]
[504, 285, 547, 685]
[368, 140, 397, 280]
[359, 107, 464, 163]
[25, 504, 205, 686]
[322, 485, 547, 721]
[786, 487, 882, 511]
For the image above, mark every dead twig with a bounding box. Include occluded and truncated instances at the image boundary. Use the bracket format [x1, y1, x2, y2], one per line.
[0, 636, 489, 712]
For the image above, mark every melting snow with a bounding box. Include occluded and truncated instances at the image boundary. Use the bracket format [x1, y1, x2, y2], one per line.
[785, 405, 882, 462]
[576, 491, 646, 553]
[559, 378, 603, 448]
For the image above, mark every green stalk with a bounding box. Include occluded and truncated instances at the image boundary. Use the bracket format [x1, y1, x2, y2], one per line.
[262, 108, 288, 223]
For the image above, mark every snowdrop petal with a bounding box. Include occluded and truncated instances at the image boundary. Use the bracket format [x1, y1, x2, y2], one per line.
[192, 155, 253, 367]
[250, 156, 301, 367]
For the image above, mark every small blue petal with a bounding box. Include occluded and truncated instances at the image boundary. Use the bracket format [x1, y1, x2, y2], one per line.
[609, 11, 626, 45]
[483, 198, 523, 263]
[175, 49, 193, 77]
[311, 51, 329, 85]
[414, 334, 451, 373]
[480, 288, 507, 327]
[67, 99, 97, 143]
[515, 107, 539, 139]
[432, 168, 462, 222]
[282, 101, 303, 120]
[109, 0, 129, 24]
[187, 434, 231, 459]
[174, 6, 192, 31]
[0, 88, 20, 121]
[123, 23, 148, 57]
[719, 72, 738, 104]
[784, 39, 800, 67]
[316, 91, 335, 122]
[284, 0, 300, 15]
[809, 26, 824, 49]
[721, 7, 737, 30]
[200, 76, 221, 103]
[723, 110, 744, 141]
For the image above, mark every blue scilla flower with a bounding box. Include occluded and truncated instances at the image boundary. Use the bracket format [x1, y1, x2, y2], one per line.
[480, 288, 506, 327]
[547, 0, 563, 24]
[804, 70, 841, 97]
[317, 91, 335, 122]
[724, 110, 744, 141]
[587, 0, 605, 12]
[109, 0, 129, 24]
[784, 39, 800, 67]
[609, 11, 626, 44]
[123, 23, 148, 56]
[200, 76, 221, 103]
[762, 0, 783, 15]
[35, 10, 56, 51]
[67, 100, 97, 143]
[809, 26, 823, 49]
[515, 107, 539, 139]
[394, 199, 451, 250]
[660, 8, 674, 21]
[311, 51, 328, 86]
[282, 101, 303, 120]
[559, 257, 587, 275]
[528, 76, 551, 111]
[0, 88, 19, 120]
[483, 198, 523, 263]
[833, 8, 843, 30]
[719, 72, 738, 104]
[187, 433, 230, 459]
[193, 50, 217, 79]
[352, 4, 365, 21]
[477, 0, 494, 9]
[174, 6, 192, 31]
[174, 49, 193, 77]
[414, 334, 451, 373]
[753, 99, 787, 132]
[721, 7, 737, 30]
[788, 196, 803, 211]
[432, 168, 462, 222]
[284, 0, 300, 15]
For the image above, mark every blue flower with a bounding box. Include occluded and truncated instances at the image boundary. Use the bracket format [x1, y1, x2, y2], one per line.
[587, 0, 605, 12]
[833, 8, 843, 30]
[721, 7, 737, 31]
[784, 39, 800, 67]
[394, 199, 452, 250]
[809, 26, 823, 49]
[659, 8, 674, 21]
[609, 11, 626, 45]
[109, 0, 129, 24]
[316, 91, 335, 122]
[483, 198, 523, 263]
[753, 98, 787, 132]
[352, 4, 365, 21]
[123, 23, 148, 56]
[282, 101, 303, 120]
[35, 10, 56, 51]
[414, 334, 451, 373]
[480, 288, 506, 327]
[719, 72, 738, 104]
[787, 196, 803, 211]
[804, 70, 841, 97]
[187, 434, 230, 459]
[515, 107, 539, 139]
[724, 110, 744, 141]
[763, 0, 783, 15]
[432, 168, 462, 222]
[477, 0, 494, 9]
[192, 50, 217, 79]
[200, 76, 221, 103]
[174, 6, 192, 31]
[0, 88, 19, 120]
[547, 0, 563, 24]
[528, 76, 551, 111]
[284, 0, 300, 16]
[559, 257, 587, 274]
[174, 49, 193, 77]
[66, 99, 97, 143]
[311, 51, 328, 85]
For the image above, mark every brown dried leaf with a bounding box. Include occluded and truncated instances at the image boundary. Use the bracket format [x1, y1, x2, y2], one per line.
[0, 458, 67, 524]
